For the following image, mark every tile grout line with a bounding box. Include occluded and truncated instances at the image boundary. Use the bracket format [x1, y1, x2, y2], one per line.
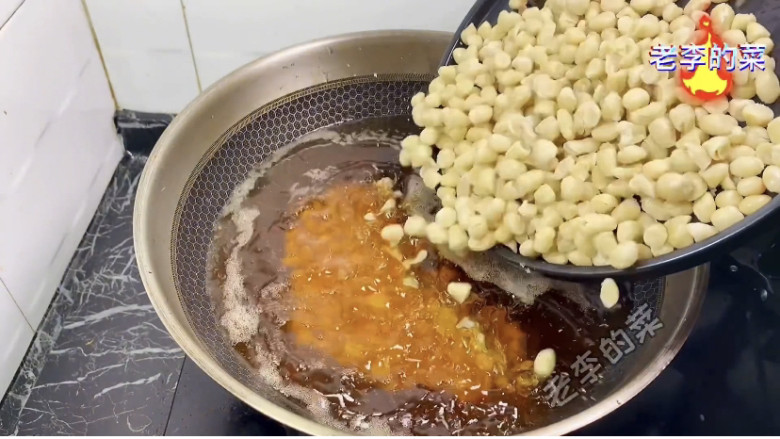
[0, 0, 25, 30]
[80, 0, 119, 111]
[0, 278, 33, 330]
[180, 0, 203, 93]
[161, 356, 189, 435]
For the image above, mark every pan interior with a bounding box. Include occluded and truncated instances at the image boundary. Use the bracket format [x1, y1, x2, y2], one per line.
[171, 74, 666, 433]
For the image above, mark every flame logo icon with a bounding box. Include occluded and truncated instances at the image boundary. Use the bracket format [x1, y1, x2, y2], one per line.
[679, 15, 734, 101]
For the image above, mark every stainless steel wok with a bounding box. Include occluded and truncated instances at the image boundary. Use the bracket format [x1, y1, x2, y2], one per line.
[133, 30, 707, 435]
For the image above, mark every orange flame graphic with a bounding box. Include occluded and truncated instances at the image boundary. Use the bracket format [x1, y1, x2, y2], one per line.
[679, 15, 733, 101]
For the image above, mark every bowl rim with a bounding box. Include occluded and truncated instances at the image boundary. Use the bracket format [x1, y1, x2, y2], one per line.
[133, 29, 709, 436]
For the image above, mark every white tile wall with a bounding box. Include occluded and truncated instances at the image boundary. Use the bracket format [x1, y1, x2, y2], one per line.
[0, 280, 33, 395]
[0, 0, 122, 392]
[0, 0, 97, 196]
[83, 0, 471, 111]
[183, 0, 473, 88]
[85, 0, 200, 113]
[0, 58, 123, 327]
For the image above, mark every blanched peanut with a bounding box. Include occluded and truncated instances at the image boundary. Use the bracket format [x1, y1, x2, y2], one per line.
[517, 238, 537, 257]
[623, 88, 650, 111]
[757, 143, 780, 167]
[534, 226, 556, 253]
[743, 103, 774, 127]
[669, 104, 695, 133]
[648, 117, 676, 148]
[745, 127, 769, 148]
[687, 222, 718, 242]
[643, 159, 670, 180]
[737, 176, 766, 196]
[617, 145, 648, 164]
[666, 219, 693, 249]
[733, 83, 756, 100]
[473, 167, 496, 195]
[715, 190, 742, 208]
[602, 92, 624, 121]
[635, 242, 651, 259]
[496, 158, 525, 180]
[745, 22, 769, 41]
[532, 139, 559, 170]
[609, 241, 639, 268]
[699, 114, 738, 136]
[728, 98, 751, 121]
[567, 250, 593, 266]
[448, 225, 468, 252]
[763, 165, 780, 193]
[469, 234, 496, 251]
[535, 116, 560, 141]
[534, 348, 557, 378]
[730, 156, 765, 178]
[755, 72, 780, 105]
[611, 198, 641, 222]
[592, 123, 620, 142]
[722, 175, 737, 190]
[703, 98, 729, 115]
[600, 277, 620, 308]
[582, 213, 619, 235]
[593, 230, 618, 255]
[656, 173, 694, 202]
[435, 207, 458, 228]
[711, 206, 745, 231]
[467, 215, 489, 239]
[643, 223, 668, 249]
[641, 198, 672, 221]
[543, 252, 568, 264]
[564, 138, 599, 156]
[557, 87, 578, 111]
[700, 163, 729, 188]
[755, 37, 775, 54]
[447, 282, 472, 303]
[693, 193, 716, 223]
[588, 193, 617, 214]
[629, 174, 656, 198]
[711, 3, 735, 30]
[597, 145, 618, 175]
[629, 102, 665, 126]
[686, 143, 711, 171]
[426, 223, 448, 244]
[404, 215, 428, 237]
[494, 225, 513, 243]
[534, 184, 557, 205]
[670, 149, 700, 173]
[702, 136, 731, 161]
[469, 105, 493, 124]
[683, 0, 709, 15]
[739, 194, 771, 215]
[559, 175, 583, 202]
[574, 100, 602, 133]
[768, 118, 780, 144]
[381, 224, 405, 245]
[489, 133, 512, 153]
[617, 220, 642, 243]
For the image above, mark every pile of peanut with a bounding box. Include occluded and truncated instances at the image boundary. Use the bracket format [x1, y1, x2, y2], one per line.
[397, 0, 780, 269]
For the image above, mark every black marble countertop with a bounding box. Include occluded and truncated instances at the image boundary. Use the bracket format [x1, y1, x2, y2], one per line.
[1, 120, 779, 434]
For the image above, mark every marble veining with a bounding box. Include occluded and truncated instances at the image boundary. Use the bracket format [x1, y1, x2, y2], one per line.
[0, 153, 185, 435]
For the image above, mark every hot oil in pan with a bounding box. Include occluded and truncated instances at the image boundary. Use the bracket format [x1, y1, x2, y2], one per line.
[208, 116, 634, 435]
